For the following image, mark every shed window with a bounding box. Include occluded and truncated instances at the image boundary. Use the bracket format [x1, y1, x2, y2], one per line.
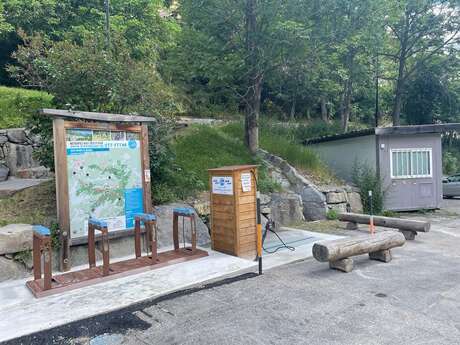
[391, 148, 432, 178]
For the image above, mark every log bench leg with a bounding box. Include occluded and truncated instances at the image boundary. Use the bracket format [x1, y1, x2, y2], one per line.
[369, 249, 392, 263]
[399, 229, 416, 240]
[329, 258, 354, 273]
[346, 222, 359, 230]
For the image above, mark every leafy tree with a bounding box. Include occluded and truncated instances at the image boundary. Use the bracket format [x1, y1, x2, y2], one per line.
[9, 33, 181, 115]
[384, 0, 460, 125]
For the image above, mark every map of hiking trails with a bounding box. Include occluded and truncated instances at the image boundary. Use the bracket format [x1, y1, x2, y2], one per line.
[66, 129, 144, 238]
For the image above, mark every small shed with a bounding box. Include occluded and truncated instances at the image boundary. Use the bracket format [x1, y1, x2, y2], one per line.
[305, 124, 460, 211]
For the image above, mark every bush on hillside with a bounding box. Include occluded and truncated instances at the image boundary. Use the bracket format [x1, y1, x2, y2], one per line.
[0, 86, 52, 128]
[352, 163, 384, 215]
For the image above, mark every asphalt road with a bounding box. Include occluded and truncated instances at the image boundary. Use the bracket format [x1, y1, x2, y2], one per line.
[5, 199, 460, 345]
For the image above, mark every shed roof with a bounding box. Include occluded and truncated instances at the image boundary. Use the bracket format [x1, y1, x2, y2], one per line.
[40, 109, 157, 123]
[304, 123, 460, 145]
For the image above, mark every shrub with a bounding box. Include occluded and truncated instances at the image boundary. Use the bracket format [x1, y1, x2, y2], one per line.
[326, 209, 339, 220]
[0, 86, 52, 128]
[295, 120, 342, 142]
[443, 151, 459, 175]
[352, 163, 384, 215]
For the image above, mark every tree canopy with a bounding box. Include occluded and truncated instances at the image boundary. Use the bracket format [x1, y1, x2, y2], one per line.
[0, 0, 459, 136]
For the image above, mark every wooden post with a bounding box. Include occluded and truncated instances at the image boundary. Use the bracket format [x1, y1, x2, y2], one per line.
[140, 124, 153, 214]
[191, 214, 197, 253]
[173, 212, 179, 251]
[88, 223, 95, 268]
[101, 227, 110, 276]
[43, 239, 52, 290]
[53, 118, 71, 272]
[33, 233, 41, 280]
[151, 221, 158, 263]
[134, 218, 142, 258]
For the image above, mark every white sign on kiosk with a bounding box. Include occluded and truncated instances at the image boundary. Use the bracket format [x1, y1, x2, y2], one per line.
[212, 176, 233, 195]
[241, 172, 252, 192]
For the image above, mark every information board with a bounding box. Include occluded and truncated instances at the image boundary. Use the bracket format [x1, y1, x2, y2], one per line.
[66, 128, 144, 238]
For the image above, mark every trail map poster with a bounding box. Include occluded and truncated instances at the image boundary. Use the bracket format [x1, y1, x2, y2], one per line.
[66, 128, 144, 238]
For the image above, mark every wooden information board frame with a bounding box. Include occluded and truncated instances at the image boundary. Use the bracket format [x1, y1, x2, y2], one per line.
[41, 109, 155, 271]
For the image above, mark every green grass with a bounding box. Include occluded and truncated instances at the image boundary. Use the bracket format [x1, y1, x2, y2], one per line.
[0, 86, 53, 128]
[0, 180, 57, 227]
[221, 121, 336, 184]
[155, 125, 280, 202]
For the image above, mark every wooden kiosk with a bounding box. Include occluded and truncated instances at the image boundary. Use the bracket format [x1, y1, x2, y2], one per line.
[208, 165, 258, 258]
[27, 109, 207, 297]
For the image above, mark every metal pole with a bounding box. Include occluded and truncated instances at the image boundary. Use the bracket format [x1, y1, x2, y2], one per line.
[368, 190, 375, 235]
[375, 54, 379, 128]
[256, 192, 262, 275]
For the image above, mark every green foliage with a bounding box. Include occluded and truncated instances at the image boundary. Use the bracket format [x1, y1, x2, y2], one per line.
[0, 86, 52, 128]
[326, 209, 339, 220]
[221, 121, 335, 183]
[381, 210, 399, 218]
[295, 121, 342, 141]
[9, 33, 183, 116]
[443, 151, 459, 175]
[26, 114, 54, 170]
[352, 163, 384, 215]
[151, 124, 279, 203]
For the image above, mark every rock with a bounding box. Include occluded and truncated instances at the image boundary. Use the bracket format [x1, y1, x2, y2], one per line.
[269, 192, 304, 228]
[0, 224, 33, 255]
[326, 192, 347, 204]
[261, 207, 271, 215]
[16, 167, 51, 179]
[0, 164, 9, 181]
[6, 128, 29, 144]
[6, 143, 41, 176]
[270, 169, 291, 189]
[0, 256, 30, 282]
[300, 186, 328, 220]
[154, 203, 211, 248]
[328, 203, 348, 213]
[347, 192, 363, 213]
[259, 193, 271, 205]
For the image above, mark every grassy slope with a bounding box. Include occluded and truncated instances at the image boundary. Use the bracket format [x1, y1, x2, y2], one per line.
[0, 180, 57, 227]
[0, 86, 53, 128]
[164, 125, 278, 201]
[221, 122, 336, 184]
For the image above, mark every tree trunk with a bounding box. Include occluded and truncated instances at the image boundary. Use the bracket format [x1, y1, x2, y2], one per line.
[244, 74, 262, 154]
[392, 54, 406, 126]
[340, 79, 352, 132]
[244, 0, 260, 155]
[320, 95, 328, 122]
[290, 97, 296, 120]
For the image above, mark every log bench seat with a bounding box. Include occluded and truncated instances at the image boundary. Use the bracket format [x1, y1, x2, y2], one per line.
[338, 212, 430, 240]
[312, 231, 406, 273]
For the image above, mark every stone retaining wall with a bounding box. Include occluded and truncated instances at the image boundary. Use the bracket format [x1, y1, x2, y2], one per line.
[258, 149, 362, 220]
[0, 128, 50, 181]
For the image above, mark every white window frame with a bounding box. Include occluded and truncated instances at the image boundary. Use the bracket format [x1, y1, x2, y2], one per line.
[390, 148, 433, 179]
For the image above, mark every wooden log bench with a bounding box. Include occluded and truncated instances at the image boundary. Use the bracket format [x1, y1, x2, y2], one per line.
[312, 231, 406, 273]
[338, 212, 430, 240]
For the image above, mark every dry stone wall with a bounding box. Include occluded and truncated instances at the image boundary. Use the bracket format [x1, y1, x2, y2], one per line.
[0, 128, 50, 181]
[258, 149, 362, 220]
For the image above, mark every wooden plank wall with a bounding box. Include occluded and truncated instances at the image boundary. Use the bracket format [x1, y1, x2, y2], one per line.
[235, 169, 257, 258]
[210, 167, 257, 258]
